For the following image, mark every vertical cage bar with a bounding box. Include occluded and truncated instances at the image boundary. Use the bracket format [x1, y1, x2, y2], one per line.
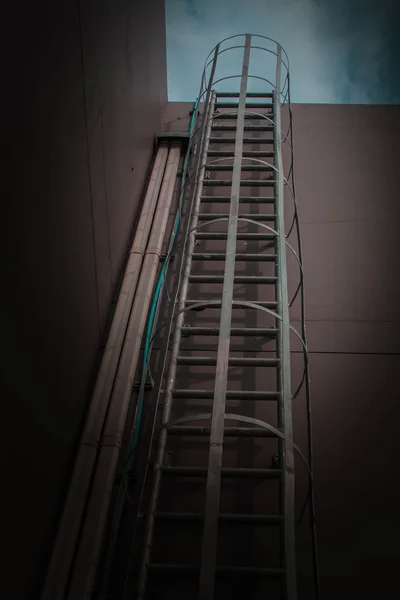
[198, 33, 251, 600]
[274, 45, 297, 600]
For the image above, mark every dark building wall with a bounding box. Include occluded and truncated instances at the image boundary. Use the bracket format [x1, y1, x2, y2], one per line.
[290, 104, 400, 599]
[2, 2, 166, 598]
[161, 102, 400, 598]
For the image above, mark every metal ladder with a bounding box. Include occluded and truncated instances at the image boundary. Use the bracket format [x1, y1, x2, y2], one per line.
[133, 35, 298, 600]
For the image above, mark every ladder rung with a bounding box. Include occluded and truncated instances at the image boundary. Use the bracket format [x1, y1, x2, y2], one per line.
[206, 165, 273, 171]
[195, 233, 276, 241]
[167, 426, 277, 437]
[159, 466, 282, 479]
[209, 137, 274, 144]
[172, 389, 280, 400]
[197, 214, 276, 222]
[189, 275, 277, 283]
[180, 326, 278, 336]
[207, 150, 274, 157]
[212, 125, 273, 131]
[192, 252, 276, 261]
[216, 92, 274, 98]
[147, 564, 284, 577]
[176, 356, 279, 367]
[213, 113, 274, 120]
[202, 180, 274, 187]
[215, 102, 273, 109]
[200, 196, 275, 203]
[184, 299, 278, 310]
[155, 512, 283, 524]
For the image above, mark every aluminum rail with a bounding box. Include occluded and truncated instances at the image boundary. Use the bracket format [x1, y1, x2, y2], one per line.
[135, 92, 217, 600]
[41, 144, 169, 600]
[199, 34, 251, 600]
[274, 47, 297, 599]
[66, 143, 182, 600]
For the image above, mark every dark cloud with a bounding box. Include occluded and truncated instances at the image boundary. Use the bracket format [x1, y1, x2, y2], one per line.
[166, 0, 400, 103]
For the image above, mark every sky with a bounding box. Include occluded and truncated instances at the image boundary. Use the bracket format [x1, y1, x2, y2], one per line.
[165, 0, 400, 103]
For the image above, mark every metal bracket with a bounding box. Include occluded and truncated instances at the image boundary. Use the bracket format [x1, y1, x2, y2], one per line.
[271, 454, 280, 468]
[155, 132, 190, 153]
[181, 324, 191, 337]
[133, 381, 153, 391]
[160, 254, 175, 262]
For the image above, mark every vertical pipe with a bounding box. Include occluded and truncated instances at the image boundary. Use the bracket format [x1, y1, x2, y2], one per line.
[274, 45, 297, 600]
[41, 143, 169, 600]
[66, 143, 182, 600]
[136, 91, 217, 600]
[199, 34, 251, 600]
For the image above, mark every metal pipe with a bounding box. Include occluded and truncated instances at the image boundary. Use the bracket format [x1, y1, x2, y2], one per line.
[66, 142, 182, 600]
[41, 144, 169, 600]
[136, 92, 217, 600]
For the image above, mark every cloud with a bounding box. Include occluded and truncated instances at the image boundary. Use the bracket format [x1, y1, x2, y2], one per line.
[166, 0, 400, 103]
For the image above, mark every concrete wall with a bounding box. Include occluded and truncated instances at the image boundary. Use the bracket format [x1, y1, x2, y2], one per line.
[152, 102, 400, 599]
[290, 104, 400, 599]
[1, 2, 166, 597]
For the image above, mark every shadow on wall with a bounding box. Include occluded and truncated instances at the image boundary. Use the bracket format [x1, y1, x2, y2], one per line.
[1, 1, 167, 598]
